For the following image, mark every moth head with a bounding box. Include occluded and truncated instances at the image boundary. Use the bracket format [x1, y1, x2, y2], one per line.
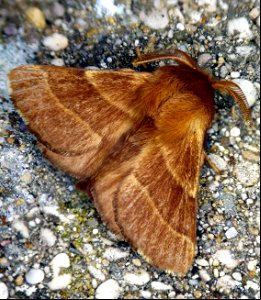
[133, 49, 252, 125]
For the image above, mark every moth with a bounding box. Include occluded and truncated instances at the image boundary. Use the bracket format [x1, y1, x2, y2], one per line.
[8, 49, 251, 274]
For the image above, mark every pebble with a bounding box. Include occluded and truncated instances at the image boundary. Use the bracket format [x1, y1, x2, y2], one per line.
[216, 275, 237, 293]
[232, 272, 242, 281]
[103, 247, 129, 261]
[40, 228, 57, 247]
[225, 227, 238, 239]
[140, 290, 152, 299]
[53, 2, 65, 17]
[48, 274, 72, 290]
[95, 279, 121, 299]
[234, 161, 260, 187]
[50, 253, 70, 276]
[43, 33, 69, 51]
[88, 265, 106, 281]
[151, 281, 173, 291]
[0, 282, 8, 299]
[15, 275, 24, 286]
[196, 0, 217, 12]
[230, 71, 240, 78]
[227, 17, 253, 40]
[25, 268, 45, 285]
[197, 53, 212, 66]
[195, 258, 209, 267]
[12, 219, 30, 239]
[230, 127, 241, 137]
[50, 58, 65, 66]
[233, 79, 257, 107]
[140, 8, 169, 29]
[25, 7, 46, 29]
[208, 154, 227, 171]
[199, 270, 211, 282]
[124, 270, 150, 286]
[214, 250, 239, 269]
[247, 260, 258, 272]
[193, 290, 202, 299]
[246, 280, 259, 291]
[249, 7, 260, 20]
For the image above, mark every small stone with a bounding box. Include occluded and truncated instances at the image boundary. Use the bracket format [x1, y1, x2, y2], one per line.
[48, 274, 72, 290]
[230, 71, 240, 78]
[199, 269, 211, 282]
[140, 8, 169, 29]
[213, 268, 219, 278]
[43, 33, 69, 51]
[0, 282, 8, 299]
[132, 258, 142, 267]
[195, 258, 209, 267]
[0, 258, 9, 267]
[196, 0, 217, 13]
[234, 161, 259, 187]
[15, 275, 24, 286]
[214, 250, 239, 269]
[216, 275, 237, 293]
[103, 247, 129, 261]
[26, 7, 46, 29]
[249, 7, 260, 20]
[40, 228, 57, 247]
[25, 269, 45, 285]
[225, 227, 238, 239]
[51, 58, 65, 66]
[230, 127, 241, 137]
[124, 270, 150, 286]
[242, 150, 260, 162]
[12, 219, 30, 239]
[21, 171, 32, 184]
[208, 154, 227, 171]
[176, 23, 185, 31]
[197, 53, 212, 66]
[227, 17, 253, 40]
[151, 281, 173, 291]
[233, 79, 257, 107]
[247, 260, 258, 272]
[50, 253, 70, 273]
[95, 279, 121, 299]
[88, 265, 106, 281]
[246, 280, 259, 290]
[140, 290, 152, 299]
[194, 290, 202, 299]
[53, 2, 65, 17]
[232, 272, 242, 281]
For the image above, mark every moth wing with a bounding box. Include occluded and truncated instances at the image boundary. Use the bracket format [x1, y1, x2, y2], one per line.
[91, 104, 209, 273]
[8, 65, 150, 177]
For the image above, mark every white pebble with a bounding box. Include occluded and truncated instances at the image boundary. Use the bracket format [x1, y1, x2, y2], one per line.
[51, 58, 65, 66]
[247, 260, 258, 272]
[0, 282, 8, 299]
[225, 227, 238, 239]
[25, 269, 45, 285]
[199, 270, 211, 282]
[50, 253, 70, 277]
[140, 290, 152, 299]
[103, 247, 129, 261]
[95, 279, 121, 299]
[235, 161, 260, 187]
[151, 281, 173, 291]
[88, 265, 106, 281]
[232, 272, 242, 281]
[246, 280, 259, 291]
[214, 250, 239, 269]
[216, 275, 237, 293]
[48, 274, 72, 290]
[140, 8, 169, 29]
[40, 228, 57, 247]
[227, 17, 253, 40]
[230, 127, 241, 137]
[124, 270, 150, 286]
[43, 33, 69, 51]
[196, 0, 217, 12]
[230, 71, 240, 78]
[176, 23, 185, 31]
[208, 154, 227, 171]
[12, 219, 30, 239]
[195, 258, 209, 267]
[233, 79, 257, 107]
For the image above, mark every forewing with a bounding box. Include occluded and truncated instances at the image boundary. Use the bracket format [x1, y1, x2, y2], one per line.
[8, 65, 150, 177]
[90, 114, 207, 273]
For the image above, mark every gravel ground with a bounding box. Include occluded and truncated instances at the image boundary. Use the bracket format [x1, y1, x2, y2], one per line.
[0, 0, 260, 299]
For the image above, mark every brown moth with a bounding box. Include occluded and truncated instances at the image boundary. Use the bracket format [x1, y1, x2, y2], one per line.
[8, 50, 251, 274]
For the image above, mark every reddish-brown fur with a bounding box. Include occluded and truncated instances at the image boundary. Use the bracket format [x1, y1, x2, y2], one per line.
[8, 50, 251, 274]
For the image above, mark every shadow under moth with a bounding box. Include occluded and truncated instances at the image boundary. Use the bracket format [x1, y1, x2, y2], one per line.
[8, 49, 251, 274]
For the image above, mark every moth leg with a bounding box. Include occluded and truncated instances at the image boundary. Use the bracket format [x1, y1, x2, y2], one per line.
[135, 48, 147, 69]
[204, 151, 222, 175]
